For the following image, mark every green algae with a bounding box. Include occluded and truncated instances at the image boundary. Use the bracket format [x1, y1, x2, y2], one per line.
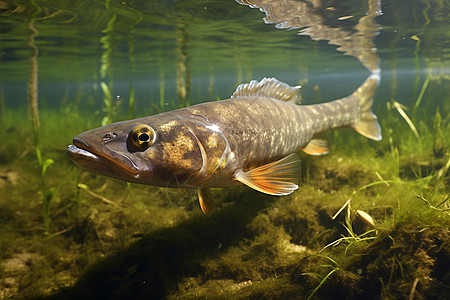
[0, 89, 448, 299]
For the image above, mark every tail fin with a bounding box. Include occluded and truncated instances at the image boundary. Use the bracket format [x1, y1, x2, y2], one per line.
[352, 74, 382, 141]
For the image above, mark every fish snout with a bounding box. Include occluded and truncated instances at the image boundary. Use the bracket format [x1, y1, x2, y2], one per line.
[73, 137, 90, 150]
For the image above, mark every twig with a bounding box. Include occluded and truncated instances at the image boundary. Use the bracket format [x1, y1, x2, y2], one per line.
[78, 183, 120, 207]
[375, 171, 390, 187]
[409, 278, 419, 300]
[416, 195, 450, 215]
[332, 199, 351, 220]
[393, 101, 420, 140]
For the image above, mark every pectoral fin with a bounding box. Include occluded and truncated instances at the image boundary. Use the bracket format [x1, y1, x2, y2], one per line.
[302, 138, 329, 155]
[235, 153, 301, 196]
[198, 189, 214, 215]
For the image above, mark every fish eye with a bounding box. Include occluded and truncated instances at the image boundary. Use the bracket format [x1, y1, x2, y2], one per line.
[129, 124, 156, 150]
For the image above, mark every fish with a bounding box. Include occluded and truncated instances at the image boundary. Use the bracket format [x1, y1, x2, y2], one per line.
[67, 74, 381, 214]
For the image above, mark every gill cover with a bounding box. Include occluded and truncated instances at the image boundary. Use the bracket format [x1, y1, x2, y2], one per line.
[181, 118, 231, 187]
[135, 115, 230, 188]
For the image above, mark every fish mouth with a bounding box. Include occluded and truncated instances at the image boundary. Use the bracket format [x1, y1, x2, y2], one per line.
[67, 139, 142, 180]
[67, 144, 99, 160]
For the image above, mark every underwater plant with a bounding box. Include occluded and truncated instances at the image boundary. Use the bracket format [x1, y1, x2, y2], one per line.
[125, 5, 142, 119]
[0, 88, 5, 127]
[27, 19, 55, 234]
[99, 4, 117, 126]
[176, 19, 191, 108]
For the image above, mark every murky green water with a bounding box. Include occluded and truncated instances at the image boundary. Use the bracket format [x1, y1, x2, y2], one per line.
[0, 0, 449, 299]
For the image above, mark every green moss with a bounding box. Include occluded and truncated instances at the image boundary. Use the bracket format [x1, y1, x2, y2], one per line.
[0, 91, 448, 299]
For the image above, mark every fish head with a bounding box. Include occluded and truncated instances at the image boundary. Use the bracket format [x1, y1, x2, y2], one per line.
[67, 115, 229, 188]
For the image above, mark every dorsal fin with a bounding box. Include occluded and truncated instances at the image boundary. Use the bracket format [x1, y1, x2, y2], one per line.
[232, 78, 301, 103]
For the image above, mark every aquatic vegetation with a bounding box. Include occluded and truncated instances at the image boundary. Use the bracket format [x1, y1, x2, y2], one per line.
[99, 4, 118, 126]
[176, 19, 191, 108]
[0, 0, 448, 299]
[125, 6, 142, 119]
[159, 61, 166, 109]
[0, 78, 448, 300]
[0, 89, 5, 127]
[27, 19, 56, 234]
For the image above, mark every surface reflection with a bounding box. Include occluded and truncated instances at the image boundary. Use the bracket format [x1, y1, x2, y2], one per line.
[237, 0, 382, 73]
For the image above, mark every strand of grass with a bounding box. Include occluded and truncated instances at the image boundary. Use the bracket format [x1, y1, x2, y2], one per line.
[387, 255, 396, 287]
[375, 171, 390, 187]
[0, 88, 5, 127]
[41, 159, 55, 233]
[412, 76, 429, 117]
[320, 229, 373, 253]
[357, 179, 398, 191]
[386, 122, 400, 177]
[393, 101, 420, 140]
[320, 238, 345, 252]
[300, 271, 322, 281]
[432, 108, 443, 156]
[313, 255, 339, 268]
[343, 222, 357, 239]
[344, 225, 377, 240]
[411, 34, 421, 100]
[159, 64, 165, 109]
[128, 83, 135, 118]
[43, 167, 73, 221]
[395, 256, 405, 279]
[320, 235, 360, 253]
[356, 176, 430, 192]
[411, 0, 431, 117]
[322, 210, 378, 253]
[434, 152, 450, 181]
[344, 231, 378, 255]
[307, 266, 340, 300]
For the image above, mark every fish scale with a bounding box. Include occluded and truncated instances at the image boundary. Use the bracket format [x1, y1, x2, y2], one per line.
[67, 75, 381, 214]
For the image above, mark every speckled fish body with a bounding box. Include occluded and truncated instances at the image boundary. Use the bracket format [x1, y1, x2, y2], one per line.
[68, 75, 381, 213]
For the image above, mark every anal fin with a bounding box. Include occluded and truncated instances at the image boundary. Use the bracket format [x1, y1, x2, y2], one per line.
[235, 153, 301, 196]
[354, 112, 382, 141]
[302, 138, 329, 155]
